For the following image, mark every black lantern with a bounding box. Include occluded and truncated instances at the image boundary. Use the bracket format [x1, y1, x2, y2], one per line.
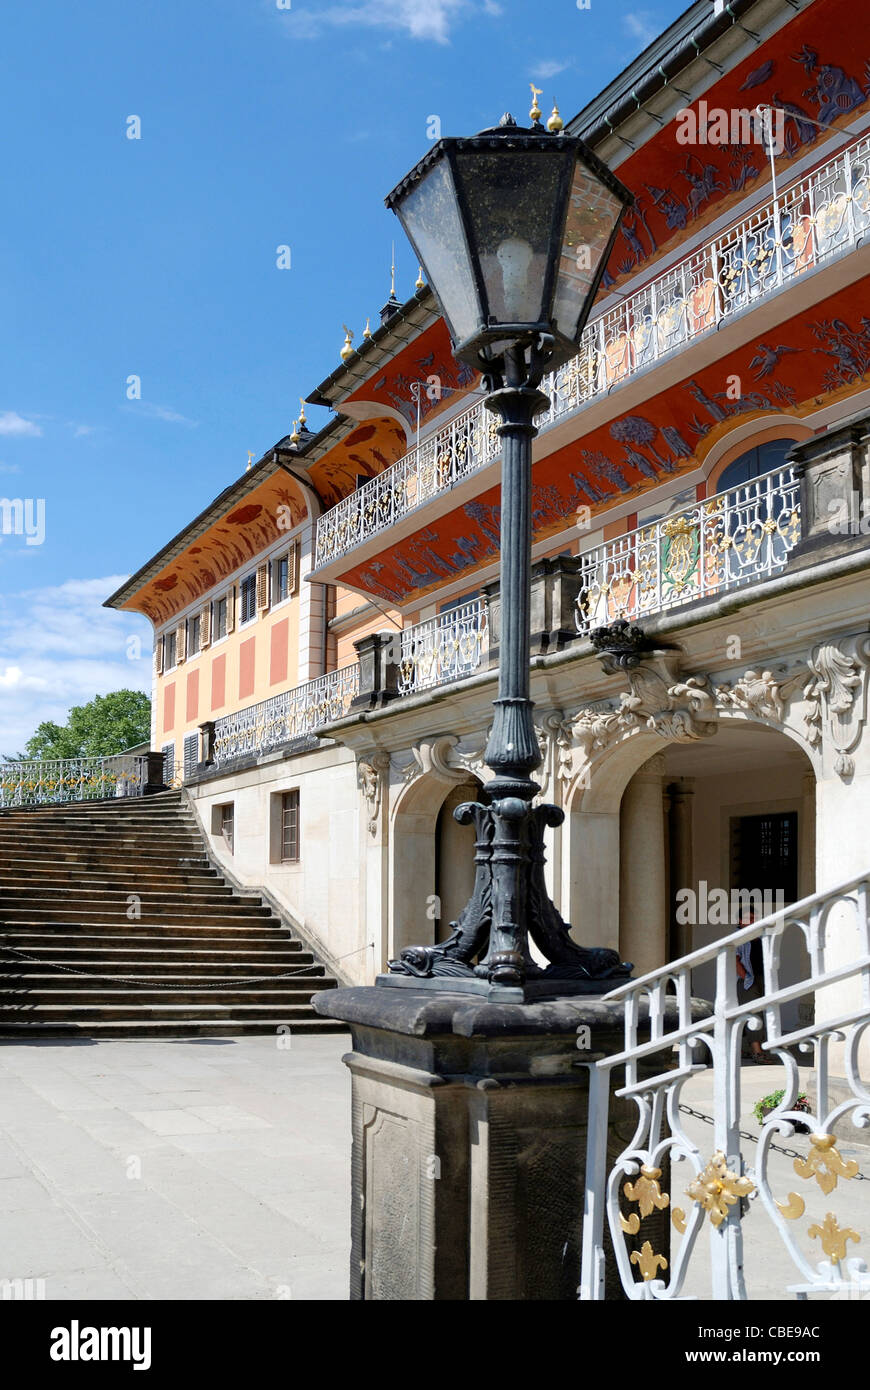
[385, 113, 632, 376]
[381, 109, 634, 999]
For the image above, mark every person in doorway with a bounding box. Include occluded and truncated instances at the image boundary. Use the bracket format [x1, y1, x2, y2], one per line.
[736, 915, 768, 1063]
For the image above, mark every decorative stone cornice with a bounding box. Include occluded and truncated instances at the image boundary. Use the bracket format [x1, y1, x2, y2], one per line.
[803, 634, 870, 778]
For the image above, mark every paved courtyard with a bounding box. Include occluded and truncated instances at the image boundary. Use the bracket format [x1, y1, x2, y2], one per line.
[0, 1034, 352, 1300]
[0, 1036, 867, 1300]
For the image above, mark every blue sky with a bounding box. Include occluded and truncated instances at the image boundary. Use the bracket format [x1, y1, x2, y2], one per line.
[0, 0, 688, 753]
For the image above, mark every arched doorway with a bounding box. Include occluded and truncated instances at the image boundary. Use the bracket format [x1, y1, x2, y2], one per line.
[564, 720, 816, 1028]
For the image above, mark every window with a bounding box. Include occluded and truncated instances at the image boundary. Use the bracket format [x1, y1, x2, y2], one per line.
[183, 733, 199, 780]
[274, 554, 290, 604]
[281, 790, 300, 863]
[271, 544, 298, 605]
[240, 574, 257, 625]
[717, 440, 795, 493]
[212, 803, 234, 853]
[164, 629, 177, 670]
[213, 595, 228, 641]
[187, 613, 201, 658]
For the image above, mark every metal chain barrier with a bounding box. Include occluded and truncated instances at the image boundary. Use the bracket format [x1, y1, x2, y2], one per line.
[678, 1102, 868, 1178]
[0, 943, 328, 990]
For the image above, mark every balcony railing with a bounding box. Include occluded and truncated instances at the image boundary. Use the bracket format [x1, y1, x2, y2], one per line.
[0, 755, 150, 807]
[574, 463, 800, 634]
[212, 664, 360, 768]
[315, 132, 869, 569]
[397, 598, 489, 697]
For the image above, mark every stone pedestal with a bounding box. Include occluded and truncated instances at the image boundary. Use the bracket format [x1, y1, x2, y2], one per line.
[313, 986, 678, 1301]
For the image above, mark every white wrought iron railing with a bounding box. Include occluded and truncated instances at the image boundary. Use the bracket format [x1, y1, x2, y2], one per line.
[574, 462, 801, 633]
[211, 664, 360, 768]
[396, 598, 489, 697]
[0, 755, 149, 807]
[314, 132, 869, 569]
[579, 873, 870, 1301]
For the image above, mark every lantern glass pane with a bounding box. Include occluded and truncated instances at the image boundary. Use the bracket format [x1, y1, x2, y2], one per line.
[395, 158, 480, 344]
[452, 149, 570, 326]
[552, 161, 625, 341]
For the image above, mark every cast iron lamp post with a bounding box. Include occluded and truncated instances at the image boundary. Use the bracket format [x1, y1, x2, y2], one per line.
[381, 108, 634, 999]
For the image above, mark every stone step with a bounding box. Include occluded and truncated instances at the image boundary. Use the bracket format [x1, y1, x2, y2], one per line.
[0, 1017, 348, 1037]
[0, 904, 274, 924]
[0, 973, 334, 992]
[0, 942, 315, 963]
[0, 986, 336, 1006]
[0, 1001, 333, 1020]
[0, 959, 326, 977]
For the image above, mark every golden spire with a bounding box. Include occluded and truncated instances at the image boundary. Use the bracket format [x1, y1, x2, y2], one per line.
[390, 242, 396, 298]
[529, 84, 543, 125]
[289, 419, 300, 445]
[246, 450, 254, 472]
[547, 101, 564, 134]
[298, 397, 307, 428]
[415, 265, 425, 291]
[363, 317, 372, 340]
[340, 324, 354, 362]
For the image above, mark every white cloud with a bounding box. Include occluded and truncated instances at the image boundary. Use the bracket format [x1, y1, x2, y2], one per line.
[623, 11, 659, 50]
[0, 411, 42, 437]
[127, 402, 198, 427]
[532, 59, 571, 80]
[0, 576, 152, 754]
[283, 0, 483, 44]
[0, 463, 21, 475]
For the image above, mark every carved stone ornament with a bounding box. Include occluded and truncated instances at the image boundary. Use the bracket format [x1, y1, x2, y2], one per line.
[803, 635, 870, 778]
[574, 625, 718, 750]
[396, 735, 486, 786]
[716, 668, 786, 722]
[357, 752, 391, 835]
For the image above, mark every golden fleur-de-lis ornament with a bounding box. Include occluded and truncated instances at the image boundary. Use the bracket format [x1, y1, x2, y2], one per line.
[630, 1241, 668, 1282]
[794, 1133, 860, 1196]
[808, 1212, 860, 1264]
[624, 1165, 670, 1219]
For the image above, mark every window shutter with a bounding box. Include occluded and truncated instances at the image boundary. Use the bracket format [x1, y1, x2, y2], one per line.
[289, 541, 299, 596]
[201, 604, 211, 649]
[226, 585, 236, 633]
[176, 621, 186, 664]
[256, 562, 269, 612]
[155, 636, 164, 675]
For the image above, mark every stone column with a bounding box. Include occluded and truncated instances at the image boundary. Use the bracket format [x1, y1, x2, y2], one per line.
[619, 753, 667, 977]
[313, 987, 689, 1300]
[668, 777, 695, 960]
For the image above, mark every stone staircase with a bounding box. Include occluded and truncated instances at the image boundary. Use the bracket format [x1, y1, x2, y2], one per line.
[0, 789, 346, 1037]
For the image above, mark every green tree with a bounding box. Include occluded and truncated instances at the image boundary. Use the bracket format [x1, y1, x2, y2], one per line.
[23, 691, 151, 760]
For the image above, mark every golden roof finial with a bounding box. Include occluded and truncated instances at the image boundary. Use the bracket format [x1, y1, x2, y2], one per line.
[363, 317, 372, 340]
[529, 83, 543, 125]
[390, 242, 397, 298]
[298, 397, 307, 428]
[340, 324, 355, 362]
[246, 450, 254, 472]
[415, 265, 425, 291]
[547, 101, 564, 134]
[289, 419, 300, 445]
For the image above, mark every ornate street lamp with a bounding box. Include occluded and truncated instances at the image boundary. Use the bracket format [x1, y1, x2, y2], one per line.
[382, 108, 634, 999]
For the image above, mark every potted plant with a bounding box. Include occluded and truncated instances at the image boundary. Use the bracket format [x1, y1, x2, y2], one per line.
[754, 1089, 812, 1134]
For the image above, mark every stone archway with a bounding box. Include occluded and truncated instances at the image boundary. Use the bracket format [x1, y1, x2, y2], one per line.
[387, 749, 486, 963]
[562, 716, 818, 999]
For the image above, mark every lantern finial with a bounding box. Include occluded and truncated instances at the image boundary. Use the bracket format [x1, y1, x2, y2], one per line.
[529, 84, 543, 125]
[340, 325, 354, 362]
